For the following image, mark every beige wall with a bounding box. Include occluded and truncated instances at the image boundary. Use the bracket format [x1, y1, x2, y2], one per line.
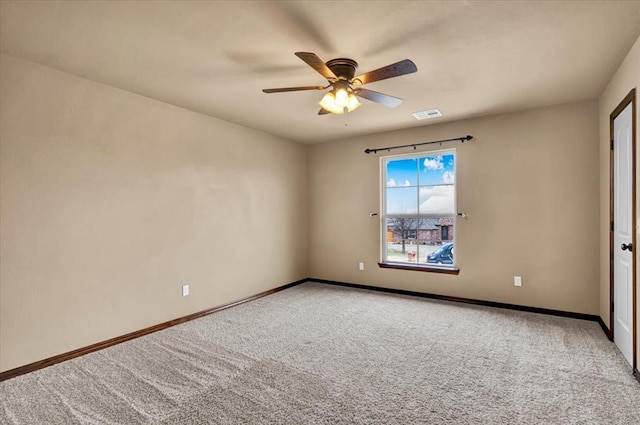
[309, 101, 600, 314]
[0, 54, 308, 372]
[2, 36, 635, 374]
[598, 36, 640, 369]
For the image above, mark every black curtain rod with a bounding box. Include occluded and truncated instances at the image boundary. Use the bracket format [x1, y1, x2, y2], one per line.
[364, 134, 473, 154]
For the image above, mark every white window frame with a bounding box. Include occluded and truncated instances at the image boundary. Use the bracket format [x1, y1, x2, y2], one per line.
[380, 148, 457, 270]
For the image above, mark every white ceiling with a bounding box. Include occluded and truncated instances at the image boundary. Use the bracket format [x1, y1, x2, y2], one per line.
[1, 1, 639, 144]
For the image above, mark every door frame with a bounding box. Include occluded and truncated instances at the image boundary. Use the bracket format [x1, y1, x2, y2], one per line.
[609, 88, 637, 370]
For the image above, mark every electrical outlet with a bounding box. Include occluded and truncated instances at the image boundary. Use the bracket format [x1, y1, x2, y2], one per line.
[182, 284, 189, 296]
[359, 262, 365, 271]
[514, 276, 522, 287]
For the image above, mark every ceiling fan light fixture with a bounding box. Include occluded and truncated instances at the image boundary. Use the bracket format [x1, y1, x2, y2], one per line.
[319, 89, 360, 114]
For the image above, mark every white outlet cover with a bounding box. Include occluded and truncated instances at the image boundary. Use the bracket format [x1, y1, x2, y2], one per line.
[359, 262, 365, 270]
[514, 276, 522, 287]
[182, 284, 189, 296]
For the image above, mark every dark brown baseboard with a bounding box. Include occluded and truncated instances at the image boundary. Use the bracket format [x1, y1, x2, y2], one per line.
[634, 369, 640, 385]
[0, 277, 618, 382]
[0, 279, 307, 382]
[597, 316, 613, 340]
[310, 278, 601, 322]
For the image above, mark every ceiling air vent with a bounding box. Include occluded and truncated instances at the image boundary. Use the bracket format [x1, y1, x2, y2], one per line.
[412, 109, 443, 120]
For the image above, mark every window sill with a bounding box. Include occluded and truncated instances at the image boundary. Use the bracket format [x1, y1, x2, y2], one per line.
[377, 262, 460, 275]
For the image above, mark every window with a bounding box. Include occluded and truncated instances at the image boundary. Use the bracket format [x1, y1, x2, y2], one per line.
[381, 149, 456, 270]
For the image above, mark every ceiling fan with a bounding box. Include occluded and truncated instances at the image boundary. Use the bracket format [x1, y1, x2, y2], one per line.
[262, 52, 417, 115]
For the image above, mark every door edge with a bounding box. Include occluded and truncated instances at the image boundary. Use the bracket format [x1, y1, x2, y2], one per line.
[609, 88, 637, 370]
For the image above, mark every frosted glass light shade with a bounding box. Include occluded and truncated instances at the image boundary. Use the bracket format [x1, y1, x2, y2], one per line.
[335, 88, 349, 108]
[319, 90, 361, 114]
[347, 93, 361, 111]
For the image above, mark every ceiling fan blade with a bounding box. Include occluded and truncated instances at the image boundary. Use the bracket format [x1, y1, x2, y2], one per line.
[353, 59, 417, 85]
[318, 108, 330, 115]
[262, 85, 326, 93]
[295, 52, 338, 81]
[354, 88, 403, 108]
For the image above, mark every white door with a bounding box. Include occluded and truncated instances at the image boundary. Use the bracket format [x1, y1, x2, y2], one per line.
[613, 102, 633, 366]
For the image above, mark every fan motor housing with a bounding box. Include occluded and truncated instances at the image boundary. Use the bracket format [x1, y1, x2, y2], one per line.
[326, 58, 358, 81]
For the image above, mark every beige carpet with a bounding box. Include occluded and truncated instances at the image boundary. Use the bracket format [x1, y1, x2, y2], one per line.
[1, 282, 639, 424]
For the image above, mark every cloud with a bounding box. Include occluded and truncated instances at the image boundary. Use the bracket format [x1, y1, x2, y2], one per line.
[387, 178, 412, 187]
[442, 171, 455, 184]
[423, 156, 444, 170]
[419, 185, 453, 197]
[419, 185, 454, 214]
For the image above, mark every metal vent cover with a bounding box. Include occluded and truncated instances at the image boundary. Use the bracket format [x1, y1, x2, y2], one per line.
[412, 108, 443, 120]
